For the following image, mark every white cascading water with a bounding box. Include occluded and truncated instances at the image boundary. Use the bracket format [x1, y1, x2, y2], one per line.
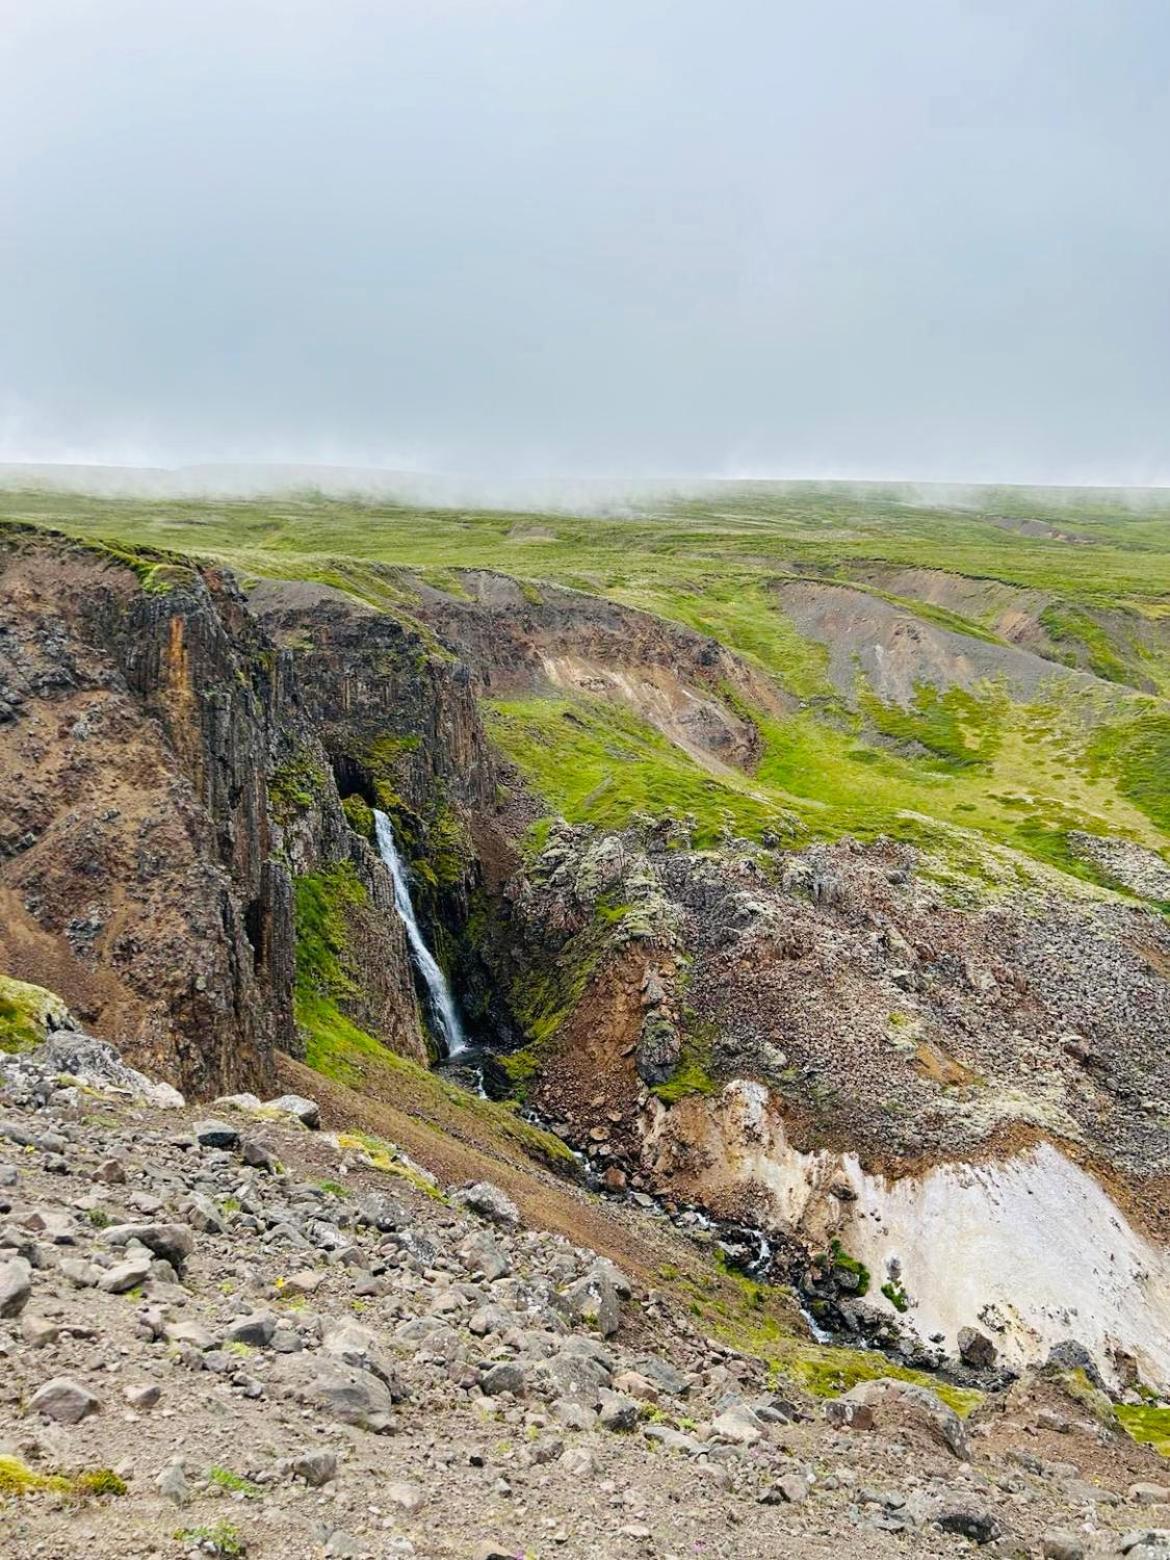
[372, 808, 467, 1057]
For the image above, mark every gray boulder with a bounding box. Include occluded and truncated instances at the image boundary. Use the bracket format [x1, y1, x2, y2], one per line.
[29, 1376, 101, 1424]
[103, 1222, 194, 1273]
[272, 1354, 398, 1431]
[193, 1119, 239, 1149]
[957, 1325, 998, 1368]
[0, 1254, 32, 1317]
[480, 1361, 527, 1396]
[563, 1268, 622, 1338]
[223, 1310, 277, 1348]
[842, 1378, 969, 1459]
[289, 1449, 338, 1487]
[452, 1182, 520, 1229]
[98, 1255, 153, 1293]
[266, 1094, 321, 1129]
[461, 1231, 511, 1282]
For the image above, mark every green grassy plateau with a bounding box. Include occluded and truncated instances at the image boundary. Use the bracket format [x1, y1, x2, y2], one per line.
[4, 479, 1170, 895]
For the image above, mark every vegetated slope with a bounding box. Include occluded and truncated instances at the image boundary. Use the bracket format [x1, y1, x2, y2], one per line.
[3, 486, 1170, 1398]
[4, 478, 1168, 885]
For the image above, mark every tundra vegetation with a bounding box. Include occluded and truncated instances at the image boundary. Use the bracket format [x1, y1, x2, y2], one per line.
[5, 481, 1168, 896]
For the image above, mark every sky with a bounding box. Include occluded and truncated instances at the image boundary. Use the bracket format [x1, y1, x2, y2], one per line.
[1, 0, 1169, 486]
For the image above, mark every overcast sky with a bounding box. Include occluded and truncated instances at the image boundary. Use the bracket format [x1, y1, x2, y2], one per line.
[1, 0, 1168, 485]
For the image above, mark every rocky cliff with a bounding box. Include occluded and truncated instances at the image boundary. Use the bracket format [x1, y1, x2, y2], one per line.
[0, 529, 496, 1096]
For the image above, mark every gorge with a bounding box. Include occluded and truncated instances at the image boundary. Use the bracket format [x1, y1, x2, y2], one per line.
[2, 480, 1170, 1480]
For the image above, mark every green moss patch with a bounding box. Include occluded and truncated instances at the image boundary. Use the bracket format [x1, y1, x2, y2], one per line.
[650, 1021, 720, 1105]
[0, 1455, 126, 1500]
[341, 793, 375, 840]
[269, 748, 327, 825]
[207, 1466, 264, 1498]
[1087, 704, 1170, 834]
[1040, 602, 1136, 685]
[784, 1345, 981, 1416]
[174, 1521, 246, 1557]
[672, 1255, 979, 1418]
[0, 974, 71, 1054]
[1116, 1403, 1170, 1457]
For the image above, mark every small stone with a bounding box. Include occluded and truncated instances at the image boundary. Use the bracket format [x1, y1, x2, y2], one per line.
[1042, 1531, 1086, 1560]
[179, 1193, 225, 1234]
[560, 1447, 596, 1479]
[452, 1181, 520, 1228]
[386, 1480, 425, 1513]
[352, 1191, 406, 1233]
[266, 1094, 321, 1128]
[103, 1222, 194, 1273]
[629, 1355, 689, 1397]
[165, 1319, 216, 1350]
[460, 1231, 511, 1282]
[1130, 1484, 1170, 1505]
[95, 1158, 127, 1185]
[711, 1405, 764, 1445]
[0, 1256, 32, 1317]
[29, 1376, 101, 1424]
[282, 1269, 323, 1296]
[157, 1458, 189, 1504]
[20, 1313, 60, 1348]
[597, 1390, 638, 1432]
[24, 1207, 77, 1244]
[552, 1400, 597, 1432]
[935, 1507, 1000, 1545]
[59, 1258, 99, 1289]
[240, 1136, 279, 1172]
[125, 1383, 162, 1409]
[193, 1119, 239, 1149]
[763, 1472, 809, 1504]
[290, 1449, 337, 1487]
[214, 1093, 262, 1110]
[612, 1370, 658, 1402]
[99, 1255, 153, 1294]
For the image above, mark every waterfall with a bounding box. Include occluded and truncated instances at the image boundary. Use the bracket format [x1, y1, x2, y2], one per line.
[372, 808, 467, 1057]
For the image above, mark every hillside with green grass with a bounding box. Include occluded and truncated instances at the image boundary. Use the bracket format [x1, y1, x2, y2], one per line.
[4, 479, 1169, 900]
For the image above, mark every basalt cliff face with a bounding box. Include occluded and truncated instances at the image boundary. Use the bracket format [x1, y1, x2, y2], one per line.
[0, 530, 496, 1097]
[3, 524, 1170, 1397]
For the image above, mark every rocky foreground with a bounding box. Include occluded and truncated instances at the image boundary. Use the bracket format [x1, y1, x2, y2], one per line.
[2, 1043, 1170, 1559]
